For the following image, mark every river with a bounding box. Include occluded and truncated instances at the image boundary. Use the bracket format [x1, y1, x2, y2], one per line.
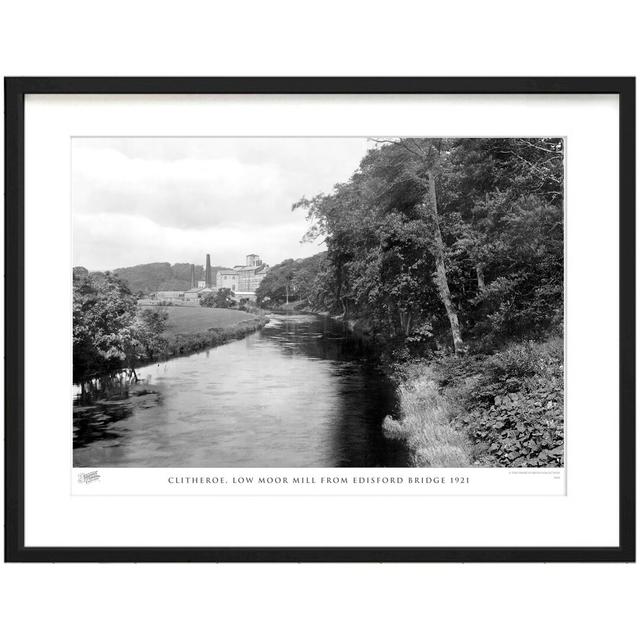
[73, 313, 409, 467]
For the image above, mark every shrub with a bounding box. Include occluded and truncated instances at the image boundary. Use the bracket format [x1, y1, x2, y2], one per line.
[200, 288, 235, 309]
[383, 367, 473, 467]
[439, 337, 564, 467]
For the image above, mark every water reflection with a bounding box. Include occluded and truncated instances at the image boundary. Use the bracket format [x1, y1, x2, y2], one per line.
[73, 314, 409, 467]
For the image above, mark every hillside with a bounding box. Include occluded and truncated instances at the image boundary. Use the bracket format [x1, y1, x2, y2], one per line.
[76, 262, 231, 294]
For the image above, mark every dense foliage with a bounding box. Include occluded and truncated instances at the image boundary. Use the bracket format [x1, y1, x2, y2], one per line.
[255, 253, 327, 307]
[437, 339, 564, 466]
[200, 287, 235, 308]
[386, 337, 564, 467]
[294, 138, 563, 353]
[105, 261, 228, 294]
[73, 272, 168, 381]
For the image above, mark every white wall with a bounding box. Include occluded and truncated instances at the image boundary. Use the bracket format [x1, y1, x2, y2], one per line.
[1, 2, 638, 639]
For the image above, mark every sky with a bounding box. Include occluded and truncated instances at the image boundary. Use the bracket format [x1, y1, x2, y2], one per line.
[72, 137, 373, 271]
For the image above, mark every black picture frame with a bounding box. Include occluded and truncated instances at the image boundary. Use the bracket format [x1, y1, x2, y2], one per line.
[4, 77, 636, 563]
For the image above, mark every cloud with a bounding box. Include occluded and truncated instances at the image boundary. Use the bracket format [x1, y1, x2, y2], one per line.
[73, 213, 326, 272]
[73, 147, 284, 229]
[72, 137, 371, 270]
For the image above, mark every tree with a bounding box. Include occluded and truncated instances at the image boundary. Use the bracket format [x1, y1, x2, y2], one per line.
[291, 253, 328, 306]
[111, 261, 230, 293]
[367, 138, 467, 352]
[73, 272, 168, 381]
[443, 138, 564, 342]
[200, 288, 235, 309]
[293, 136, 563, 353]
[254, 254, 328, 308]
[294, 138, 465, 350]
[73, 266, 89, 280]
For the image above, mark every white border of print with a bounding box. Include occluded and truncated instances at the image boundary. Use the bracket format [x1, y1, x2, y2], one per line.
[72, 467, 565, 497]
[24, 94, 618, 548]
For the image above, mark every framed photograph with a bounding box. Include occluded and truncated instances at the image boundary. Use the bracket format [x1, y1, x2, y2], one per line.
[4, 77, 635, 562]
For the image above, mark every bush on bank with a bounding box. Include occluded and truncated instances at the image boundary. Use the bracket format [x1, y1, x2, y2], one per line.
[73, 272, 171, 382]
[384, 337, 564, 468]
[161, 317, 269, 358]
[73, 271, 269, 382]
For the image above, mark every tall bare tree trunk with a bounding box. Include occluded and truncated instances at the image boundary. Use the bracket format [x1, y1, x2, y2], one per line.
[399, 309, 412, 335]
[426, 172, 465, 355]
[341, 297, 348, 320]
[476, 263, 486, 294]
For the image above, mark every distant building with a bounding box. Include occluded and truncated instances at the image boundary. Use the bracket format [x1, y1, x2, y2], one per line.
[222, 254, 269, 296]
[183, 287, 203, 302]
[246, 254, 262, 267]
[154, 290, 185, 303]
[149, 252, 268, 305]
[205, 254, 213, 287]
[216, 269, 239, 292]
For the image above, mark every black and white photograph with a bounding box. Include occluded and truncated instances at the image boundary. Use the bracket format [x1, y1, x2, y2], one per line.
[4, 73, 634, 569]
[72, 136, 565, 469]
[2, 5, 637, 635]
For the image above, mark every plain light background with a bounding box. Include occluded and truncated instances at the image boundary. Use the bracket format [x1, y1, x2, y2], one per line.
[26, 95, 616, 549]
[1, 1, 638, 639]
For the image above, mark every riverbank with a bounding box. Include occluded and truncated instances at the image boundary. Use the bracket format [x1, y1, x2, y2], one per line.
[75, 311, 406, 467]
[383, 337, 564, 468]
[261, 306, 565, 469]
[264, 301, 314, 314]
[158, 306, 269, 359]
[74, 308, 268, 447]
[265, 302, 380, 343]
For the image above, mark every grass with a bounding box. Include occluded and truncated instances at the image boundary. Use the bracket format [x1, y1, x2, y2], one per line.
[383, 362, 473, 467]
[383, 336, 564, 468]
[140, 305, 268, 363]
[160, 306, 261, 335]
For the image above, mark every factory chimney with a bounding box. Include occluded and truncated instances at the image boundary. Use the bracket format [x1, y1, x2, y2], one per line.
[205, 254, 212, 288]
[190, 264, 196, 288]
